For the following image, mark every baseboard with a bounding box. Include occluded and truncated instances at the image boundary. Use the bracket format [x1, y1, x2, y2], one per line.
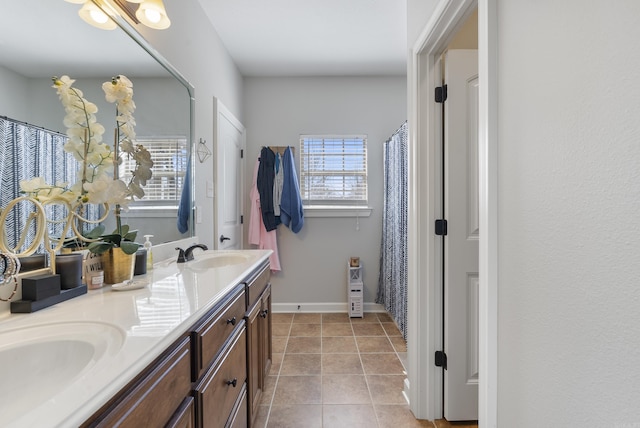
[272, 302, 385, 313]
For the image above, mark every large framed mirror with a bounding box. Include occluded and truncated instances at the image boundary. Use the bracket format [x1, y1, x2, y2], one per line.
[0, 0, 194, 245]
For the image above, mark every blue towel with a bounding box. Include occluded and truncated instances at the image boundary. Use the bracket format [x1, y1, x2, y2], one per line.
[280, 146, 304, 233]
[177, 156, 191, 234]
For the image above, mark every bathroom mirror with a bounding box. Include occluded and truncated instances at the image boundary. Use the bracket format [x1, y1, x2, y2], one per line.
[0, 0, 195, 244]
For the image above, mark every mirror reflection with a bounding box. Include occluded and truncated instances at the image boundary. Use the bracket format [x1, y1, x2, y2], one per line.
[0, 0, 193, 245]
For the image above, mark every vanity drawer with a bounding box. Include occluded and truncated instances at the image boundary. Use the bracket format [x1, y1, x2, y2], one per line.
[246, 262, 270, 310]
[192, 285, 246, 380]
[89, 336, 192, 428]
[195, 326, 247, 428]
[226, 383, 248, 428]
[166, 397, 195, 428]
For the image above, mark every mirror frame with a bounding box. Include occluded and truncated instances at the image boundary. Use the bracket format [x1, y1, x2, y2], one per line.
[95, 0, 196, 238]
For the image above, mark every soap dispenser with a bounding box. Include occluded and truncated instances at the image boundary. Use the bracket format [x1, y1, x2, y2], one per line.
[143, 235, 154, 270]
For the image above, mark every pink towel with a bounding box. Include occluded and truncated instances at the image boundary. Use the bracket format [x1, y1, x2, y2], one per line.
[248, 159, 281, 271]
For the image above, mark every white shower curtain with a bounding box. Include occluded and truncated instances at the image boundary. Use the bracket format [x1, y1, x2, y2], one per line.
[376, 121, 408, 339]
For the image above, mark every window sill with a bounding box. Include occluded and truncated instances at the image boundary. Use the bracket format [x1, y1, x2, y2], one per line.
[303, 205, 373, 218]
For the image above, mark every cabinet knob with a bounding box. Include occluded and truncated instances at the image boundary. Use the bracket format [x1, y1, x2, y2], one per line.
[226, 378, 238, 387]
[260, 309, 269, 318]
[226, 317, 236, 326]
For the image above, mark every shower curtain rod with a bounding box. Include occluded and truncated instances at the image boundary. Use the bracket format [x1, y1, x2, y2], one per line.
[386, 120, 408, 141]
[0, 115, 66, 138]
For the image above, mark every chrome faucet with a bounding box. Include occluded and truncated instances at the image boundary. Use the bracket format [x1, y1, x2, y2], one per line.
[175, 244, 208, 263]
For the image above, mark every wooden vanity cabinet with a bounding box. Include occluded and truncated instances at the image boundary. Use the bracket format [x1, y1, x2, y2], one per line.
[259, 284, 272, 380]
[194, 324, 247, 428]
[245, 262, 272, 427]
[191, 284, 246, 381]
[83, 336, 193, 428]
[82, 260, 272, 428]
[167, 397, 196, 428]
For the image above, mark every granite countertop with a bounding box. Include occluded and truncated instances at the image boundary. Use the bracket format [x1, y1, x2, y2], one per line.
[0, 249, 271, 428]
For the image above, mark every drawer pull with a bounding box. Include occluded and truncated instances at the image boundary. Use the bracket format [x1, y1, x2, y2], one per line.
[260, 309, 269, 318]
[226, 317, 236, 326]
[225, 378, 238, 388]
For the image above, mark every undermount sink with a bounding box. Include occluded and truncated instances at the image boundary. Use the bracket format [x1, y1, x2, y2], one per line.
[0, 321, 125, 423]
[189, 252, 251, 270]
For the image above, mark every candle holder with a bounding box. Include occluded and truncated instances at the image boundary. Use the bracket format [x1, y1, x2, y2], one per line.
[18, 254, 47, 272]
[55, 253, 84, 289]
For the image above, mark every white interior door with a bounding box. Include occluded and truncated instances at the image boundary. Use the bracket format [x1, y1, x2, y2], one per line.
[214, 98, 245, 250]
[443, 48, 479, 421]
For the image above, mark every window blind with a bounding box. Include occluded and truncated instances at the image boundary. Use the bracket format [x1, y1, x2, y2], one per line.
[121, 137, 187, 203]
[299, 135, 368, 205]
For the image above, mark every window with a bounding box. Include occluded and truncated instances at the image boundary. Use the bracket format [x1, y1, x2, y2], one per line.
[121, 136, 188, 207]
[299, 135, 368, 207]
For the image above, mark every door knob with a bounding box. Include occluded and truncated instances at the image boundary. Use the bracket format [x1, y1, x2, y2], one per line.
[219, 235, 230, 243]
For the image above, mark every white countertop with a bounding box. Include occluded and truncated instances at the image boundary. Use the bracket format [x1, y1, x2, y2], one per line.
[0, 249, 272, 428]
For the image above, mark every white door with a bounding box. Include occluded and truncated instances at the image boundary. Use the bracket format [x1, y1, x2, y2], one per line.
[214, 98, 245, 250]
[443, 49, 479, 421]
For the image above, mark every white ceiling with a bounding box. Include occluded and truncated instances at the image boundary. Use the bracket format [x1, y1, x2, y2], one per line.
[196, 0, 408, 77]
[0, 1, 164, 78]
[1, 0, 407, 79]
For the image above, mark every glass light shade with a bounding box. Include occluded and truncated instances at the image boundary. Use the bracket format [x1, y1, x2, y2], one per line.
[135, 0, 171, 29]
[64, 0, 86, 3]
[125, 0, 144, 2]
[78, 2, 117, 30]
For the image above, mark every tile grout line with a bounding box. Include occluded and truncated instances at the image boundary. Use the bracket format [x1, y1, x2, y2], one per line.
[263, 316, 293, 428]
[354, 314, 383, 428]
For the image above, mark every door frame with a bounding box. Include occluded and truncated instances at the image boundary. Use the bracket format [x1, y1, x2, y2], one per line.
[213, 97, 246, 250]
[407, 0, 498, 426]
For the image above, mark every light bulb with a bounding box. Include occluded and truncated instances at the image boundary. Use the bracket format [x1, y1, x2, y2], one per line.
[78, 1, 117, 30]
[90, 8, 109, 24]
[135, 0, 171, 29]
[144, 9, 161, 23]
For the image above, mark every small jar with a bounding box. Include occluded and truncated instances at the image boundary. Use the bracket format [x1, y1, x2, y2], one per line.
[87, 270, 104, 290]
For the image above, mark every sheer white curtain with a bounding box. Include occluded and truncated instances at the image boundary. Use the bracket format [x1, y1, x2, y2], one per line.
[376, 121, 408, 339]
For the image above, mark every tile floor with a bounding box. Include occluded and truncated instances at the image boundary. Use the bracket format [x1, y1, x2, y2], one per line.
[253, 312, 478, 428]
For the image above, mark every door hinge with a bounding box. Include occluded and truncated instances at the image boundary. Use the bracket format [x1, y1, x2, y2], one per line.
[240, 149, 244, 158]
[435, 84, 448, 103]
[435, 219, 448, 236]
[435, 350, 448, 370]
[240, 215, 244, 224]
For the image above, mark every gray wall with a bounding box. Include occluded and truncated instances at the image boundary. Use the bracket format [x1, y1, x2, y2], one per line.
[494, 1, 640, 425]
[131, 0, 245, 250]
[243, 76, 406, 308]
[406, 0, 640, 425]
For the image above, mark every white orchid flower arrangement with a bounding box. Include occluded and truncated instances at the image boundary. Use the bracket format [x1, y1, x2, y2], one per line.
[19, 75, 153, 255]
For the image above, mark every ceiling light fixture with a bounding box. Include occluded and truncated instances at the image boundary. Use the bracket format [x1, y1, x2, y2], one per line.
[66, 0, 171, 31]
[78, 1, 117, 30]
[135, 0, 171, 30]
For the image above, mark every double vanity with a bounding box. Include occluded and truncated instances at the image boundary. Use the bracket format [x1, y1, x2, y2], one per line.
[0, 249, 273, 428]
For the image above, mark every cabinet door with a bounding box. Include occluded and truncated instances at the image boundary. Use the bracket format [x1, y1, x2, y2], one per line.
[246, 300, 262, 426]
[259, 283, 272, 381]
[166, 397, 195, 428]
[195, 326, 247, 428]
[246, 263, 270, 309]
[89, 337, 192, 428]
[192, 286, 246, 381]
[226, 384, 248, 428]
